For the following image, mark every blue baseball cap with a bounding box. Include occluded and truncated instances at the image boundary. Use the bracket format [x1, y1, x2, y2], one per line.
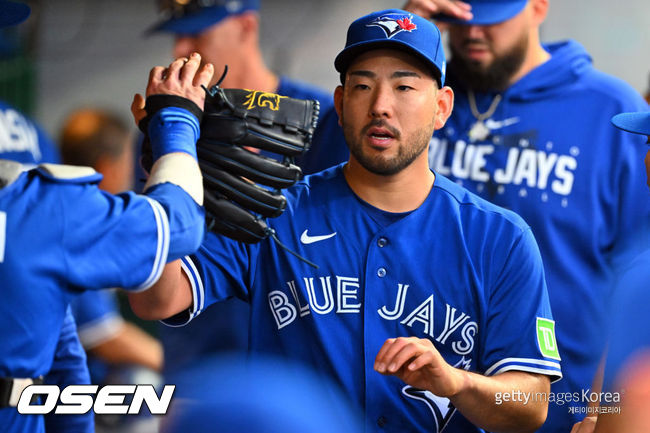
[611, 112, 650, 136]
[435, 0, 528, 25]
[335, 9, 446, 87]
[0, 0, 30, 28]
[147, 0, 259, 36]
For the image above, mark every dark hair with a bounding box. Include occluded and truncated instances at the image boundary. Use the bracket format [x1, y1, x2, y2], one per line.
[59, 108, 130, 167]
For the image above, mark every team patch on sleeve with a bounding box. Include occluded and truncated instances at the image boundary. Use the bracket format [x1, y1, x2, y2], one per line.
[536, 317, 561, 360]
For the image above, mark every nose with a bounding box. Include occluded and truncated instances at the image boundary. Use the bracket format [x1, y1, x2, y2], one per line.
[173, 36, 195, 59]
[465, 25, 486, 40]
[369, 85, 393, 119]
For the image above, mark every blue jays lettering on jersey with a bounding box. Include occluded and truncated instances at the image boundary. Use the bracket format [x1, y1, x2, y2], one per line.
[171, 165, 561, 433]
[428, 40, 650, 431]
[160, 76, 335, 375]
[0, 101, 60, 164]
[602, 249, 650, 395]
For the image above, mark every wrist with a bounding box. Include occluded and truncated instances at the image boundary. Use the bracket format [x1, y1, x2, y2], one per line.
[148, 107, 200, 160]
[448, 367, 473, 398]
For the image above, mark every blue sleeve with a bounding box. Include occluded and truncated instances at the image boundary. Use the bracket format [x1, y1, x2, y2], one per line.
[602, 251, 650, 394]
[608, 124, 650, 270]
[69, 290, 124, 349]
[44, 307, 94, 433]
[481, 228, 563, 382]
[145, 182, 205, 262]
[148, 107, 200, 160]
[60, 182, 202, 291]
[162, 231, 258, 326]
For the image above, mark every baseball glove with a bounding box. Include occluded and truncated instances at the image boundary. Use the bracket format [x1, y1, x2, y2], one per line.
[198, 85, 320, 243]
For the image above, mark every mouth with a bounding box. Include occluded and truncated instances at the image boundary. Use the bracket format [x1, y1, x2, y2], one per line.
[462, 41, 491, 60]
[366, 127, 397, 149]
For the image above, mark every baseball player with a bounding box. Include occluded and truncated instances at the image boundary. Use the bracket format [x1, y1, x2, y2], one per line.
[570, 111, 650, 433]
[0, 4, 213, 425]
[131, 9, 562, 432]
[145, 0, 337, 375]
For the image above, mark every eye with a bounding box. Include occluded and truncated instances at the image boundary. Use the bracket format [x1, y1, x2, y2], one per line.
[397, 85, 413, 91]
[354, 84, 370, 90]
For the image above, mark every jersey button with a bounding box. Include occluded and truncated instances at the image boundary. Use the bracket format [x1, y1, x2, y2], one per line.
[377, 267, 386, 277]
[377, 416, 387, 427]
[377, 237, 388, 247]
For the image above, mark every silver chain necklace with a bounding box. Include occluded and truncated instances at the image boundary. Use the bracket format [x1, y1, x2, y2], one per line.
[467, 90, 502, 142]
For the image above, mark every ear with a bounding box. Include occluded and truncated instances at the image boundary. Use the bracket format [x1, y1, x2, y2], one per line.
[434, 86, 454, 130]
[237, 11, 259, 41]
[529, 0, 549, 26]
[334, 85, 344, 127]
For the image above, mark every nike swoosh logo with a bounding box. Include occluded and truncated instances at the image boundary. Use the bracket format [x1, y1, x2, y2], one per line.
[484, 117, 520, 130]
[300, 229, 337, 244]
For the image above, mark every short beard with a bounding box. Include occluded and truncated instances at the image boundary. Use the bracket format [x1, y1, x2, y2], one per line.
[448, 32, 528, 92]
[342, 116, 433, 176]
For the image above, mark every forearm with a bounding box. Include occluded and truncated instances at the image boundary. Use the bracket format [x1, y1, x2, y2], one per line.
[128, 260, 192, 321]
[89, 322, 163, 372]
[450, 370, 550, 433]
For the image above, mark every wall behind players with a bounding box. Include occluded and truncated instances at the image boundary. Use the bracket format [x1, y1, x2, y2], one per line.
[31, 0, 650, 137]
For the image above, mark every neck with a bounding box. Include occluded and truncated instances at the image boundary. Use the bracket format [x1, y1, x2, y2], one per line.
[221, 48, 279, 92]
[343, 156, 434, 213]
[508, 33, 550, 86]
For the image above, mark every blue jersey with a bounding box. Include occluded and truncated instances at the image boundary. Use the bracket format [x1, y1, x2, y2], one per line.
[0, 101, 60, 164]
[171, 165, 561, 433]
[427, 40, 650, 432]
[0, 159, 201, 432]
[69, 289, 124, 385]
[0, 101, 92, 432]
[602, 249, 650, 395]
[43, 308, 93, 433]
[160, 76, 334, 376]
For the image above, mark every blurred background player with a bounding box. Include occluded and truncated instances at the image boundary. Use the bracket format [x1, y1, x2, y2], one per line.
[304, 0, 650, 430]
[570, 110, 650, 433]
[59, 107, 165, 432]
[162, 355, 362, 433]
[146, 0, 336, 379]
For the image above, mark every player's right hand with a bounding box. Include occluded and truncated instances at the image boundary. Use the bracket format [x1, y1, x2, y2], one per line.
[402, 0, 473, 22]
[374, 336, 465, 398]
[130, 53, 214, 125]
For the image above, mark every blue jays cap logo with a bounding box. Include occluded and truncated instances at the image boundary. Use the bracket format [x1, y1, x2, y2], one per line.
[366, 13, 417, 39]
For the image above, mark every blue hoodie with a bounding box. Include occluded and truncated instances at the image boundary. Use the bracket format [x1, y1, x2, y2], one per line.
[431, 40, 650, 432]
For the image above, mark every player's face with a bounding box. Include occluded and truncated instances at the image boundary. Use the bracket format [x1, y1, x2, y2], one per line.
[447, 8, 530, 91]
[335, 49, 452, 176]
[173, 16, 243, 87]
